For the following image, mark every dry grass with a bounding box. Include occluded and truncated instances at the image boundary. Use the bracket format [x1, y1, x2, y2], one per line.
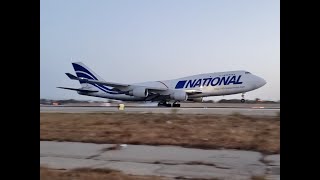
[251, 175, 267, 180]
[40, 167, 166, 180]
[40, 113, 280, 154]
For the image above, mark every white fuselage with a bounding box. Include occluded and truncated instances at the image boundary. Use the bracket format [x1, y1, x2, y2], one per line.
[79, 70, 266, 101]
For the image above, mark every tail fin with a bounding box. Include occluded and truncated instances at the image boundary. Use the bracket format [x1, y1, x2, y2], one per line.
[71, 62, 105, 88]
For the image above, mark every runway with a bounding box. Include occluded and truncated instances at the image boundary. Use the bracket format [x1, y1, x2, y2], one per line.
[40, 141, 279, 180]
[40, 105, 280, 116]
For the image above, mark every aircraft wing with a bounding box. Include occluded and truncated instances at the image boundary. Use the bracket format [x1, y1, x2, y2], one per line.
[65, 73, 168, 91]
[65, 73, 205, 94]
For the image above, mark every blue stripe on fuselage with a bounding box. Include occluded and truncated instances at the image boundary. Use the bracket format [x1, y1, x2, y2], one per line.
[75, 71, 120, 94]
[175, 80, 187, 89]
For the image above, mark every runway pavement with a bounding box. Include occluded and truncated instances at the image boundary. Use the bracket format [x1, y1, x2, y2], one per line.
[40, 141, 280, 180]
[40, 105, 280, 116]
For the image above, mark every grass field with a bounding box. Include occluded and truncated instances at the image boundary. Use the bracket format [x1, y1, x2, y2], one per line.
[40, 113, 280, 154]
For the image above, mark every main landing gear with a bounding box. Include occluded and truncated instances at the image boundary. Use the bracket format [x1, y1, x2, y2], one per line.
[158, 101, 181, 107]
[172, 101, 181, 107]
[158, 101, 171, 107]
[241, 93, 245, 103]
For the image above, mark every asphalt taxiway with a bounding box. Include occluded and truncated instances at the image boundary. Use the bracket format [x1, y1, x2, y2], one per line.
[40, 141, 280, 180]
[40, 106, 280, 116]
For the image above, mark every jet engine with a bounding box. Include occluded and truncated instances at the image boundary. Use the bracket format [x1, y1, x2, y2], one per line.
[128, 87, 148, 97]
[170, 91, 188, 101]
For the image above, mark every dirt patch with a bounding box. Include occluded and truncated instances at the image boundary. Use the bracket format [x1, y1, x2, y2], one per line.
[40, 166, 166, 180]
[251, 175, 267, 180]
[40, 113, 280, 154]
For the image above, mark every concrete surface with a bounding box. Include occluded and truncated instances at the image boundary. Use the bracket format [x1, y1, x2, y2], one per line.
[40, 106, 280, 116]
[40, 141, 280, 180]
[41, 103, 280, 108]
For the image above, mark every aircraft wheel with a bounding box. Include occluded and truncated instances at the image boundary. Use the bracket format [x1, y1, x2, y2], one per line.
[241, 99, 245, 103]
[172, 104, 181, 107]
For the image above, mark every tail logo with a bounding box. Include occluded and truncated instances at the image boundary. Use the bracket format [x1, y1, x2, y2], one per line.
[72, 63, 120, 95]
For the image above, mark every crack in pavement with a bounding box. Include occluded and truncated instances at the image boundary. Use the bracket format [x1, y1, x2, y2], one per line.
[41, 146, 279, 178]
[153, 161, 231, 169]
[259, 154, 271, 166]
[41, 154, 231, 170]
[259, 154, 280, 176]
[41, 154, 275, 179]
[86, 145, 123, 159]
[80, 146, 231, 170]
[174, 176, 222, 180]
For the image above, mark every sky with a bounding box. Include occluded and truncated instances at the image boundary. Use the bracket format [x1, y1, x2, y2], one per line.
[40, 0, 280, 101]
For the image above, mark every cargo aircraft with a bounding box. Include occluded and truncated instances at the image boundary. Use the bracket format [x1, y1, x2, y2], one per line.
[58, 62, 266, 107]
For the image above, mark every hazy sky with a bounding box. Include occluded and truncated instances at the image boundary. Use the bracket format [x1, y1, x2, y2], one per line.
[40, 0, 279, 101]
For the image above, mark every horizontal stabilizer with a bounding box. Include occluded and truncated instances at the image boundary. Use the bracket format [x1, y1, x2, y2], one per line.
[65, 73, 78, 80]
[57, 87, 98, 93]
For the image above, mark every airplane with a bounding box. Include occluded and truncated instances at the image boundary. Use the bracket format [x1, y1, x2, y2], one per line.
[58, 62, 266, 107]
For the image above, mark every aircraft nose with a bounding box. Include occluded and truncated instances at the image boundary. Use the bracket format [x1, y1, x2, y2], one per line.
[256, 76, 267, 88]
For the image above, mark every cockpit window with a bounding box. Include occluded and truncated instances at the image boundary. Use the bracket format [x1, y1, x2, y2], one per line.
[245, 72, 251, 74]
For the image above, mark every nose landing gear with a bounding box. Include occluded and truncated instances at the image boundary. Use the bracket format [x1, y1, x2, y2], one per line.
[241, 93, 245, 103]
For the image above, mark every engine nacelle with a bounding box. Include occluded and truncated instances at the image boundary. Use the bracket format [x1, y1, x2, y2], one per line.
[187, 97, 203, 102]
[128, 87, 148, 97]
[170, 91, 188, 101]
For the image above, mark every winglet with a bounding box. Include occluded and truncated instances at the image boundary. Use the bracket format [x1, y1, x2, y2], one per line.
[65, 73, 78, 80]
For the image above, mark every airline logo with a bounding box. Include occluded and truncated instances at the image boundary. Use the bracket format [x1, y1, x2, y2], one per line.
[175, 75, 243, 89]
